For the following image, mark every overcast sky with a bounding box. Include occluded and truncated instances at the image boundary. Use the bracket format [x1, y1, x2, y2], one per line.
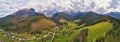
[0, 0, 120, 17]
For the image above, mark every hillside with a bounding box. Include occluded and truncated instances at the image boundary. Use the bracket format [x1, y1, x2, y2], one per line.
[0, 10, 120, 42]
[0, 8, 56, 33]
[73, 11, 110, 26]
[12, 15, 56, 33]
[51, 12, 73, 23]
[108, 12, 120, 20]
[86, 22, 113, 42]
[40, 21, 113, 42]
[1, 0, 120, 42]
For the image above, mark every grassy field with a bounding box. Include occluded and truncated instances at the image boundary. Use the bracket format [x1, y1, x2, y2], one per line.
[0, 31, 14, 42]
[0, 22, 113, 42]
[53, 28, 84, 42]
[46, 22, 113, 42]
[86, 22, 113, 42]
[52, 22, 82, 42]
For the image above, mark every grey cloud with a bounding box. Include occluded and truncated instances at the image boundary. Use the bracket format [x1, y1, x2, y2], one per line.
[0, 0, 120, 17]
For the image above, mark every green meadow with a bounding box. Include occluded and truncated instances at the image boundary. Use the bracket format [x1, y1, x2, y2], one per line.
[86, 22, 113, 42]
[0, 22, 113, 42]
[47, 22, 113, 42]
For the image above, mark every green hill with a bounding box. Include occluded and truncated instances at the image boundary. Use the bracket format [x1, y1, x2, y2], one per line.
[15, 15, 56, 33]
[0, 14, 56, 34]
[41, 21, 113, 42]
[86, 22, 113, 42]
[0, 11, 120, 42]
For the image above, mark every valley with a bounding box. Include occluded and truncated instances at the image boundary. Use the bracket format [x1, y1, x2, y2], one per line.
[0, 8, 120, 42]
[1, 0, 120, 42]
[0, 21, 115, 42]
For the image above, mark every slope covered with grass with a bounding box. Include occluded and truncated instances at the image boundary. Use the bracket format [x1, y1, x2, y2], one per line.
[0, 29, 14, 42]
[45, 22, 113, 42]
[86, 22, 113, 42]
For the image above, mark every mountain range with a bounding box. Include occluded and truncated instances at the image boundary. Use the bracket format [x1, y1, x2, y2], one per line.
[0, 8, 120, 42]
[107, 12, 120, 20]
[0, 8, 56, 33]
[0, 8, 120, 32]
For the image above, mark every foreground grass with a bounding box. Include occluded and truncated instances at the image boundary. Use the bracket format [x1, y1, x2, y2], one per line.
[54, 28, 84, 42]
[0, 22, 113, 42]
[53, 22, 83, 42]
[46, 22, 113, 42]
[0, 31, 14, 42]
[86, 22, 113, 42]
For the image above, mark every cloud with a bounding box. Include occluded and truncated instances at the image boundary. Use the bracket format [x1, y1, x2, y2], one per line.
[0, 0, 120, 17]
[0, 0, 28, 17]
